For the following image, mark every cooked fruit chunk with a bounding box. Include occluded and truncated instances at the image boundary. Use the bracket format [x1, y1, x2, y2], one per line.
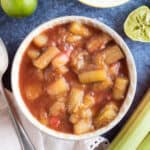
[80, 108, 92, 119]
[74, 119, 93, 134]
[109, 62, 120, 78]
[49, 101, 65, 116]
[47, 77, 69, 96]
[92, 52, 106, 68]
[105, 45, 124, 65]
[66, 34, 82, 43]
[69, 22, 91, 37]
[25, 83, 42, 101]
[55, 66, 69, 75]
[33, 46, 60, 69]
[27, 49, 40, 60]
[52, 53, 69, 68]
[94, 102, 119, 128]
[33, 33, 48, 48]
[78, 69, 107, 83]
[93, 78, 113, 91]
[69, 113, 80, 124]
[68, 88, 84, 113]
[113, 77, 129, 100]
[84, 94, 95, 108]
[70, 50, 88, 72]
[87, 33, 112, 53]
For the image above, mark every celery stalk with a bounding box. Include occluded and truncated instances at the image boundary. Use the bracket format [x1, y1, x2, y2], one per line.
[137, 133, 150, 150]
[108, 89, 150, 150]
[78, 70, 107, 83]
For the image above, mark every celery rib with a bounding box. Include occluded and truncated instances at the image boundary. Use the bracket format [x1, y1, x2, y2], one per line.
[108, 89, 150, 150]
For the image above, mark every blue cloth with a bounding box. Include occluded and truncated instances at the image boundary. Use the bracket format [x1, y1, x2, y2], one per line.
[0, 0, 149, 142]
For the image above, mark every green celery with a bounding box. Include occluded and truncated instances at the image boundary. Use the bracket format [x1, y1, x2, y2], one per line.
[108, 89, 150, 150]
[137, 133, 150, 150]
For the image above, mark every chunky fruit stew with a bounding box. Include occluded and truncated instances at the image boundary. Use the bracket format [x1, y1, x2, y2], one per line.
[19, 22, 129, 134]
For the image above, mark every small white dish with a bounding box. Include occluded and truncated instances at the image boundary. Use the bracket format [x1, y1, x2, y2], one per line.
[78, 0, 129, 8]
[11, 16, 137, 141]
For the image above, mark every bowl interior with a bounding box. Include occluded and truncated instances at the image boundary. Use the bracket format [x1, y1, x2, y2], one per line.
[11, 16, 137, 140]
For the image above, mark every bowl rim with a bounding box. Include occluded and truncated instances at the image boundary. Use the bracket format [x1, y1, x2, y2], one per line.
[11, 16, 137, 141]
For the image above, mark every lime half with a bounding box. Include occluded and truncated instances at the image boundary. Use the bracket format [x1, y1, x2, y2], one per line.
[124, 6, 150, 42]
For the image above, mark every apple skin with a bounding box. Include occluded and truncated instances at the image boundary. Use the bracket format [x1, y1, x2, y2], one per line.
[1, 0, 38, 18]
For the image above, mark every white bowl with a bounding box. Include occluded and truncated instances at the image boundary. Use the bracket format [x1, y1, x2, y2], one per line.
[78, 0, 129, 8]
[11, 16, 137, 141]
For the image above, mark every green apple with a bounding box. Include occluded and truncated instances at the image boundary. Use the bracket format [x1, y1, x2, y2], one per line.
[1, 0, 38, 18]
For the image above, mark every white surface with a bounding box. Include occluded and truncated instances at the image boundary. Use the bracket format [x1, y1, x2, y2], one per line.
[0, 92, 43, 150]
[11, 16, 137, 140]
[0, 90, 109, 150]
[0, 109, 20, 150]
